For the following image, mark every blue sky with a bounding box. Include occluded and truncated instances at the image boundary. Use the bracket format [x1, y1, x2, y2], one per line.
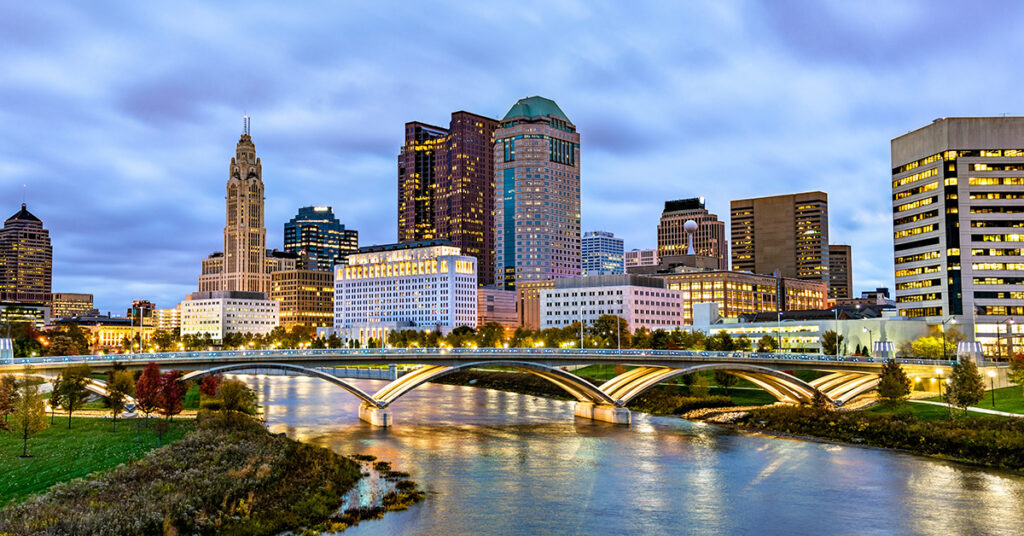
[2, 1, 1023, 313]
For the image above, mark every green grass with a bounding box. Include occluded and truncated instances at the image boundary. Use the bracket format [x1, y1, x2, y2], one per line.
[922, 385, 1024, 414]
[712, 387, 777, 406]
[865, 402, 1004, 421]
[0, 416, 192, 505]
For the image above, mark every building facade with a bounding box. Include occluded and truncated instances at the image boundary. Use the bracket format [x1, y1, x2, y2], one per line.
[477, 287, 518, 329]
[891, 116, 1024, 353]
[0, 203, 52, 304]
[657, 270, 829, 325]
[540, 275, 683, 331]
[284, 206, 358, 272]
[625, 249, 659, 269]
[582, 231, 624, 275]
[398, 112, 499, 286]
[517, 279, 555, 330]
[658, 198, 728, 269]
[333, 240, 477, 343]
[153, 307, 181, 331]
[730, 191, 830, 285]
[494, 96, 581, 290]
[828, 244, 853, 300]
[50, 293, 94, 319]
[180, 290, 279, 341]
[271, 269, 334, 329]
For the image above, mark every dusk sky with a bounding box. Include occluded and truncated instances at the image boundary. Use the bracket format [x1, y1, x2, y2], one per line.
[3, 1, 1023, 314]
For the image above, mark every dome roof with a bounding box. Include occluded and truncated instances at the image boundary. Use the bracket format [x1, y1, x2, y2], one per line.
[502, 96, 570, 122]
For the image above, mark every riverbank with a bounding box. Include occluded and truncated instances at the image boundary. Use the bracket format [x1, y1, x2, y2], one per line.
[0, 411, 371, 535]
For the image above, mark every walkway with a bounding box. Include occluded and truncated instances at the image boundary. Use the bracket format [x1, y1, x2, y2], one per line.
[910, 399, 1024, 418]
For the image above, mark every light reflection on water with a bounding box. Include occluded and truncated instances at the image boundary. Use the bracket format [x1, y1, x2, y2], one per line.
[237, 375, 1024, 536]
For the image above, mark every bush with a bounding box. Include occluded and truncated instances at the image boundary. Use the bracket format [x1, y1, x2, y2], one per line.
[627, 388, 733, 415]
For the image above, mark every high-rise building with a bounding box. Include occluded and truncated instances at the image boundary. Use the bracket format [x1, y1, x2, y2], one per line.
[658, 270, 829, 324]
[730, 191, 830, 285]
[477, 287, 518, 329]
[398, 112, 498, 285]
[658, 197, 728, 269]
[891, 117, 1024, 352]
[50, 292, 94, 319]
[0, 203, 52, 303]
[271, 269, 334, 329]
[180, 290, 279, 341]
[494, 96, 581, 290]
[153, 306, 182, 331]
[284, 206, 358, 272]
[828, 244, 853, 300]
[198, 118, 272, 294]
[582, 231, 624, 275]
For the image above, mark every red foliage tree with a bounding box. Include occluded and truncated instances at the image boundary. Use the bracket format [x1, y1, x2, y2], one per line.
[199, 375, 222, 397]
[157, 370, 185, 421]
[135, 363, 162, 422]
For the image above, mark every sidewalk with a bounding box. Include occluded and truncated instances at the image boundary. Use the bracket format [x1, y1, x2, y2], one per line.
[909, 399, 1023, 418]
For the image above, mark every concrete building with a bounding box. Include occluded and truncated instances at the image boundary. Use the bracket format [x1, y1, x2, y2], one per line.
[582, 231, 624, 275]
[540, 275, 683, 331]
[477, 287, 518, 329]
[334, 240, 477, 344]
[50, 293, 94, 319]
[153, 307, 181, 331]
[730, 191, 830, 285]
[828, 244, 853, 300]
[658, 197, 728, 269]
[398, 112, 499, 286]
[180, 290, 279, 341]
[271, 269, 334, 329]
[494, 96, 581, 290]
[0, 203, 52, 304]
[284, 206, 358, 272]
[657, 270, 829, 325]
[53, 315, 155, 352]
[0, 302, 49, 329]
[517, 279, 555, 330]
[625, 249, 659, 269]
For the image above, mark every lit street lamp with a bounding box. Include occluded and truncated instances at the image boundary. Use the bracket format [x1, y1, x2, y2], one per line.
[936, 368, 953, 420]
[987, 369, 997, 408]
[862, 327, 873, 357]
[941, 317, 956, 362]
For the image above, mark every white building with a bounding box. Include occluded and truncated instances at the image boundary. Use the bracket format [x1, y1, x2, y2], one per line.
[624, 249, 659, 269]
[180, 291, 279, 341]
[582, 231, 625, 276]
[334, 240, 477, 344]
[153, 306, 181, 331]
[540, 274, 683, 331]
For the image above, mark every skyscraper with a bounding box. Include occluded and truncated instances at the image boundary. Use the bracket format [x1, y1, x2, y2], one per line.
[657, 197, 728, 269]
[494, 96, 581, 290]
[828, 244, 852, 300]
[730, 191, 830, 285]
[397, 111, 498, 285]
[0, 203, 52, 303]
[199, 119, 275, 294]
[891, 117, 1024, 352]
[582, 231, 624, 275]
[284, 206, 358, 272]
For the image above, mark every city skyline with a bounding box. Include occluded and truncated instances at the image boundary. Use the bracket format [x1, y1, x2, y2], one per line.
[4, 2, 1024, 312]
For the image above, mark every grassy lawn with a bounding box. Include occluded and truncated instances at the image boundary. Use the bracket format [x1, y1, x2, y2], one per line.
[865, 402, 1004, 421]
[922, 385, 1024, 414]
[0, 416, 192, 505]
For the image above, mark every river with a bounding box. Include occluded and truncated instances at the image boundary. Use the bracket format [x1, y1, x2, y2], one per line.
[239, 375, 1024, 536]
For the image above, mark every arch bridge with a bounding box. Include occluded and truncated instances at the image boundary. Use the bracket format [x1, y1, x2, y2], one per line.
[2, 348, 961, 426]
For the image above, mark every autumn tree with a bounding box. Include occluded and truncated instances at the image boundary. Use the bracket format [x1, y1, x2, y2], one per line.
[135, 362, 162, 423]
[107, 370, 135, 432]
[0, 375, 17, 430]
[56, 364, 92, 429]
[158, 370, 185, 421]
[218, 379, 256, 415]
[948, 360, 985, 415]
[11, 375, 49, 457]
[199, 375, 221, 398]
[48, 373, 64, 425]
[877, 359, 911, 407]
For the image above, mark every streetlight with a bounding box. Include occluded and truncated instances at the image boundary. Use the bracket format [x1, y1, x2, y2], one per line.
[988, 369, 997, 408]
[862, 327, 873, 357]
[1003, 318, 1017, 361]
[941, 317, 957, 361]
[776, 311, 783, 353]
[834, 307, 840, 357]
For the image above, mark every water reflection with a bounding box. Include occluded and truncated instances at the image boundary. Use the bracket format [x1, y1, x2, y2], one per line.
[236, 375, 1024, 536]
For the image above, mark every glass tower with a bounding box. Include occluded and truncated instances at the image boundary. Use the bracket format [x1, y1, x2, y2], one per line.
[582, 231, 624, 275]
[284, 206, 358, 272]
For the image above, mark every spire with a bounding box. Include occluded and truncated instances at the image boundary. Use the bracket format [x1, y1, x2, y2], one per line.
[243, 114, 250, 136]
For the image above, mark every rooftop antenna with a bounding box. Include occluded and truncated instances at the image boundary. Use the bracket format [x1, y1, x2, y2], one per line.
[22, 184, 26, 206]
[243, 114, 250, 136]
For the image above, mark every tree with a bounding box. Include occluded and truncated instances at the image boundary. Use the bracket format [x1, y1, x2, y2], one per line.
[157, 371, 185, 421]
[10, 375, 49, 457]
[199, 375, 221, 397]
[107, 370, 135, 432]
[948, 360, 986, 415]
[714, 370, 739, 397]
[756, 335, 778, 353]
[821, 330, 844, 356]
[218, 379, 256, 415]
[689, 374, 711, 398]
[135, 362, 162, 423]
[706, 332, 735, 352]
[734, 335, 753, 352]
[1009, 353, 1024, 397]
[57, 364, 92, 429]
[876, 359, 911, 406]
[0, 375, 17, 430]
[48, 373, 64, 425]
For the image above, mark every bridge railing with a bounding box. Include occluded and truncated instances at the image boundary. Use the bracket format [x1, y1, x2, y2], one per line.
[3, 347, 959, 368]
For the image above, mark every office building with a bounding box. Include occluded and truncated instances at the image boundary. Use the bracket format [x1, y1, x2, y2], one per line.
[828, 244, 853, 300]
[517, 279, 555, 330]
[0, 203, 52, 304]
[477, 287, 518, 329]
[625, 249, 659, 269]
[658, 270, 828, 325]
[540, 274, 683, 331]
[54, 315, 155, 352]
[333, 240, 477, 344]
[494, 96, 581, 290]
[398, 112, 499, 285]
[658, 198, 728, 269]
[730, 192, 830, 284]
[180, 290, 279, 341]
[0, 302, 49, 329]
[153, 307, 182, 331]
[271, 269, 334, 329]
[891, 116, 1024, 352]
[582, 231, 624, 275]
[284, 206, 358, 272]
[50, 293, 94, 319]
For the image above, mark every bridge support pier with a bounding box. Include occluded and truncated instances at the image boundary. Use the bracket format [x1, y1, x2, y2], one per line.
[358, 404, 392, 427]
[574, 402, 631, 425]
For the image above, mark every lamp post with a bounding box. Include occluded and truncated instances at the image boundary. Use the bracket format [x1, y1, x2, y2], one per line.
[776, 311, 783, 353]
[941, 317, 957, 361]
[834, 307, 840, 357]
[1006, 318, 1017, 361]
[988, 369, 997, 408]
[862, 327, 873, 357]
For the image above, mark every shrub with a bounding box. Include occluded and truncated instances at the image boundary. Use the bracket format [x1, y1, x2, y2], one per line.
[627, 387, 733, 415]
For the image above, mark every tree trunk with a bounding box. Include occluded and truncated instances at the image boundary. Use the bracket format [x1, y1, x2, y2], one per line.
[68, 407, 73, 429]
[21, 425, 28, 457]
[112, 411, 117, 432]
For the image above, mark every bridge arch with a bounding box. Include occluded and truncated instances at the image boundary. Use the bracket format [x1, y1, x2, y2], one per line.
[178, 363, 380, 407]
[372, 361, 616, 407]
[601, 364, 826, 406]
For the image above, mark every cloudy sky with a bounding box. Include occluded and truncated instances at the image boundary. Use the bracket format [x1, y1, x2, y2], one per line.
[2, 1, 1023, 313]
